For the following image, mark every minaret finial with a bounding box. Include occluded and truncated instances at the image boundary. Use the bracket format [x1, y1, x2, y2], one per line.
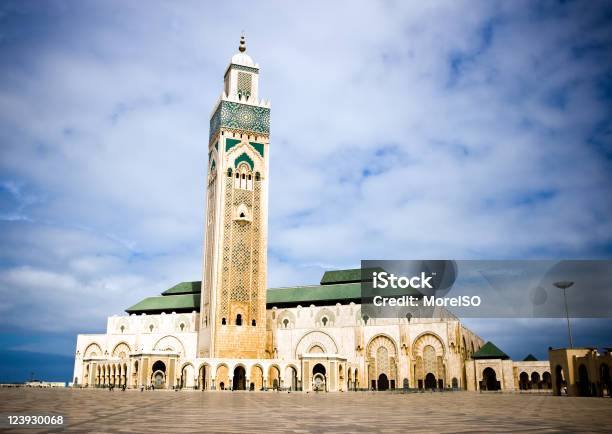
[239, 33, 246, 53]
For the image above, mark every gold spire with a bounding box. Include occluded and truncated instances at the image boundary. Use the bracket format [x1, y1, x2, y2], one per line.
[239, 33, 246, 53]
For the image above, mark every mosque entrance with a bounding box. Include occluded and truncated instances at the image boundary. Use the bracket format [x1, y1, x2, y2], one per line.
[377, 373, 389, 391]
[482, 367, 500, 391]
[233, 366, 246, 390]
[151, 360, 166, 389]
[312, 363, 326, 391]
[424, 373, 437, 389]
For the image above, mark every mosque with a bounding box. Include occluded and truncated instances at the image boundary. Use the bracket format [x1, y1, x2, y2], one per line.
[73, 37, 553, 393]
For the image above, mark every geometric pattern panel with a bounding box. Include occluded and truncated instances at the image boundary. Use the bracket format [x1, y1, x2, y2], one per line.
[237, 72, 252, 98]
[210, 101, 270, 140]
[376, 346, 390, 375]
[412, 333, 445, 358]
[423, 345, 436, 375]
[231, 64, 259, 74]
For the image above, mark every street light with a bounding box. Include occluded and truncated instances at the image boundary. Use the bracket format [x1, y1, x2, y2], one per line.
[554, 281, 574, 348]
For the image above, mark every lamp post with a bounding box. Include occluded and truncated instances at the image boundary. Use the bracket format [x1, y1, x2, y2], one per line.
[554, 281, 574, 348]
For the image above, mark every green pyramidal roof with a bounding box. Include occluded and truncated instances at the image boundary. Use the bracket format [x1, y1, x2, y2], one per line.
[523, 354, 538, 361]
[472, 341, 510, 360]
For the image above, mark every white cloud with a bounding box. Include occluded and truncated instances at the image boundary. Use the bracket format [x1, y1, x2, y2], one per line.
[0, 0, 611, 338]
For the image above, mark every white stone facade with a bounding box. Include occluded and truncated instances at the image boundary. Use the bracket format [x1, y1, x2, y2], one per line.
[74, 304, 492, 392]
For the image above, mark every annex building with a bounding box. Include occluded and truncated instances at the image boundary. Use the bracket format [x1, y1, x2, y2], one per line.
[73, 37, 551, 393]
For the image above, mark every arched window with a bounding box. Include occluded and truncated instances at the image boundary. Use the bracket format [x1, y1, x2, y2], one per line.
[221, 318, 226, 325]
[283, 318, 289, 328]
[255, 172, 260, 181]
[251, 319, 256, 326]
[236, 314, 242, 326]
[363, 315, 369, 325]
[234, 163, 254, 190]
[227, 168, 232, 177]
[406, 313, 412, 323]
[179, 323, 185, 332]
[120, 325, 125, 333]
[149, 324, 154, 332]
[322, 317, 328, 326]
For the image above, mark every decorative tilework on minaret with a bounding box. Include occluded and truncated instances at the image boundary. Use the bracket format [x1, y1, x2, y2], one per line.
[198, 36, 271, 359]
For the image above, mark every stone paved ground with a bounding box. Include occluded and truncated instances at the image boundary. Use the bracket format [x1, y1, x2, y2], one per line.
[0, 389, 611, 433]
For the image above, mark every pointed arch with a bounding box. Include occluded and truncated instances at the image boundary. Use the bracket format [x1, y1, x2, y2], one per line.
[111, 342, 131, 359]
[234, 152, 254, 170]
[84, 342, 103, 358]
[153, 335, 186, 356]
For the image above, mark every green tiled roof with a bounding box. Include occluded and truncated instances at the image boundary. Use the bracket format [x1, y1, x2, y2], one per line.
[319, 267, 384, 285]
[472, 341, 509, 360]
[267, 282, 363, 306]
[126, 294, 200, 314]
[162, 281, 201, 295]
[523, 354, 538, 361]
[126, 268, 406, 314]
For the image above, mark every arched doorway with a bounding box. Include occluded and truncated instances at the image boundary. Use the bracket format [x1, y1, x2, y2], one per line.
[151, 361, 166, 389]
[285, 366, 298, 391]
[198, 365, 209, 390]
[555, 365, 565, 395]
[578, 364, 590, 396]
[413, 334, 445, 390]
[251, 365, 264, 391]
[531, 372, 541, 389]
[519, 372, 529, 390]
[482, 367, 499, 391]
[451, 377, 458, 389]
[367, 335, 398, 391]
[233, 366, 246, 390]
[312, 363, 326, 391]
[378, 373, 389, 391]
[542, 371, 552, 389]
[216, 365, 229, 391]
[180, 364, 194, 389]
[269, 365, 281, 390]
[424, 373, 437, 389]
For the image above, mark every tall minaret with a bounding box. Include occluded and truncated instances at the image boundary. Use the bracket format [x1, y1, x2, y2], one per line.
[198, 36, 270, 359]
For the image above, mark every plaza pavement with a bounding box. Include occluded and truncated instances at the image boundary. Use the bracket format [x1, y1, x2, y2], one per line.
[0, 388, 611, 433]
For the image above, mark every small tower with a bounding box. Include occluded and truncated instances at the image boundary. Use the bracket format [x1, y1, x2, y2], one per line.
[198, 36, 271, 359]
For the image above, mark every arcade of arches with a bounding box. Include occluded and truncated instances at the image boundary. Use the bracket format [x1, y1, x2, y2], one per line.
[78, 333, 560, 393]
[550, 348, 612, 397]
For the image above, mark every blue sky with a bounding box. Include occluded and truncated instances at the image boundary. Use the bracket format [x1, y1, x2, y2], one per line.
[1, 0, 612, 382]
